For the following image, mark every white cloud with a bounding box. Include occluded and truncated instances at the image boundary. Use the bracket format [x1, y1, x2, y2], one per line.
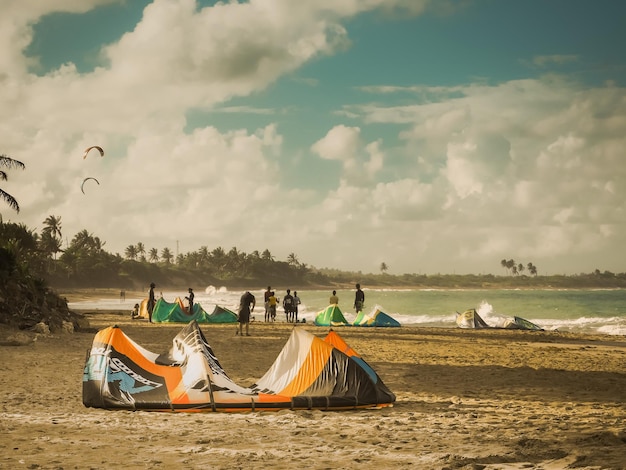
[531, 54, 579, 67]
[343, 78, 626, 272]
[311, 125, 360, 162]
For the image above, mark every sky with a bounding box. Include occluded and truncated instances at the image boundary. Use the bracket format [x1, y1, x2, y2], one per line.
[1, 0, 626, 276]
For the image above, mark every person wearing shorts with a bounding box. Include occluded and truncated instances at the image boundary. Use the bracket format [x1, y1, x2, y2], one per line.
[237, 291, 256, 336]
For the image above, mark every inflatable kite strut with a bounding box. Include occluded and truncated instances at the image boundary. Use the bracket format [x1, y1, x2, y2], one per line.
[82, 321, 395, 412]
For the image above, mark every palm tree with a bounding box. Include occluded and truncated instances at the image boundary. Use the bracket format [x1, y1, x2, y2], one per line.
[380, 262, 388, 274]
[72, 230, 94, 250]
[161, 247, 173, 264]
[136, 242, 146, 261]
[125, 245, 138, 260]
[500, 259, 508, 274]
[261, 249, 274, 261]
[517, 263, 525, 275]
[527, 262, 537, 276]
[149, 248, 159, 263]
[211, 246, 226, 259]
[506, 259, 516, 275]
[198, 246, 209, 266]
[0, 154, 26, 212]
[42, 215, 62, 239]
[287, 252, 299, 266]
[39, 231, 63, 261]
[42, 215, 63, 259]
[92, 236, 105, 252]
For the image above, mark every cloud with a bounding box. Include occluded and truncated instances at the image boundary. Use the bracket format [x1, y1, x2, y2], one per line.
[311, 125, 360, 162]
[531, 54, 579, 67]
[341, 77, 626, 271]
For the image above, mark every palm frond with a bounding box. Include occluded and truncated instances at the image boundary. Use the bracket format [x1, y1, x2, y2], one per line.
[0, 155, 26, 170]
[0, 189, 20, 212]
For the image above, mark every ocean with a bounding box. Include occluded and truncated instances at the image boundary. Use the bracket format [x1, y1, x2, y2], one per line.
[68, 286, 626, 336]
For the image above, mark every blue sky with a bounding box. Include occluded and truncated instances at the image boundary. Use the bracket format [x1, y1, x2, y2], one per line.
[2, 0, 626, 275]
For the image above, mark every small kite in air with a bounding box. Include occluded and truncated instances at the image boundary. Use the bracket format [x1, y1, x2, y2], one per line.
[83, 146, 104, 159]
[81, 177, 100, 194]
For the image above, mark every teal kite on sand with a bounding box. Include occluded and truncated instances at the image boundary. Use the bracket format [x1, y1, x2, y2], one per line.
[353, 307, 401, 327]
[314, 304, 349, 326]
[151, 298, 237, 323]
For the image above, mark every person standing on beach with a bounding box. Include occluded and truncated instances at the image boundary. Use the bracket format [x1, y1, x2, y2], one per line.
[237, 290, 256, 336]
[330, 290, 339, 305]
[268, 291, 277, 321]
[147, 282, 156, 322]
[283, 289, 294, 322]
[354, 283, 365, 313]
[293, 291, 301, 323]
[185, 287, 195, 314]
[264, 286, 272, 322]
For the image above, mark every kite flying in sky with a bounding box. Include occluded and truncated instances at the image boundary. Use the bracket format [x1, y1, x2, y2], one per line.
[82, 146, 104, 159]
[81, 177, 100, 194]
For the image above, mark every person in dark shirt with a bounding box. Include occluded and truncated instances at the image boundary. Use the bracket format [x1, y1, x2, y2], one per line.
[264, 286, 272, 322]
[237, 291, 256, 336]
[185, 287, 195, 314]
[283, 289, 294, 322]
[147, 282, 156, 323]
[293, 291, 301, 323]
[354, 283, 365, 313]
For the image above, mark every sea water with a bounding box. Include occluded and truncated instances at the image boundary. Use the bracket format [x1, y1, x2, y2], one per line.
[68, 286, 626, 336]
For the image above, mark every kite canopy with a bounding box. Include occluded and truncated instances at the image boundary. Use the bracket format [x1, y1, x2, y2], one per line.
[456, 309, 543, 331]
[80, 177, 99, 194]
[145, 297, 237, 323]
[503, 316, 544, 331]
[456, 309, 491, 329]
[83, 145, 104, 159]
[82, 321, 395, 412]
[209, 305, 239, 323]
[314, 304, 349, 326]
[353, 307, 401, 327]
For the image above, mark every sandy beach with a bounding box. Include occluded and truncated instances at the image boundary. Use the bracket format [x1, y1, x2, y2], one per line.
[1, 294, 625, 469]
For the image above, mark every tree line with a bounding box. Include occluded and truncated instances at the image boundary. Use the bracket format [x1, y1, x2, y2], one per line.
[2, 216, 626, 290]
[500, 259, 538, 276]
[0, 215, 325, 289]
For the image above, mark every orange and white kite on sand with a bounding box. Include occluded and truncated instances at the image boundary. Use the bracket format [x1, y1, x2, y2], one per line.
[82, 321, 396, 412]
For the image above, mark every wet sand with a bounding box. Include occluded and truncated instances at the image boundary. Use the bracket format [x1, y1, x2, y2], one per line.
[1, 302, 625, 469]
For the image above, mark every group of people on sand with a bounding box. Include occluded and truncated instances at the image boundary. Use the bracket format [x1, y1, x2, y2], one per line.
[330, 283, 365, 313]
[133, 282, 364, 334]
[235, 286, 303, 336]
[262, 286, 301, 323]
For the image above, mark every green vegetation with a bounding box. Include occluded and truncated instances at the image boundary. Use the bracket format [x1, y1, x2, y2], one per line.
[2, 216, 626, 293]
[0, 220, 84, 330]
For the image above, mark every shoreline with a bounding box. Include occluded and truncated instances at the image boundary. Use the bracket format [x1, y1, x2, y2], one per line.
[72, 308, 626, 345]
[56, 285, 626, 302]
[59, 287, 626, 339]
